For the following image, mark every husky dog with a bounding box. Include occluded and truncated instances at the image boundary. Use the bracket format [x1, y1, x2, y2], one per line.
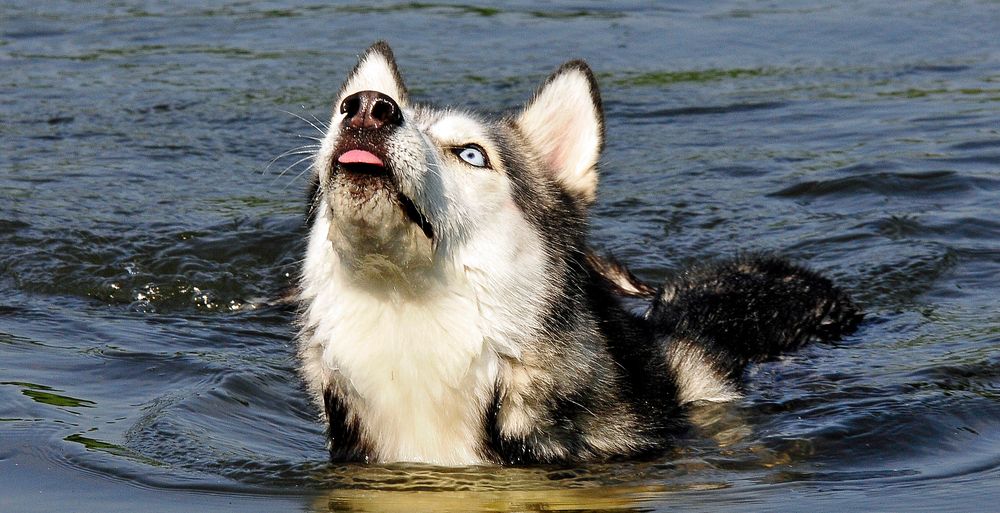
[296, 42, 861, 466]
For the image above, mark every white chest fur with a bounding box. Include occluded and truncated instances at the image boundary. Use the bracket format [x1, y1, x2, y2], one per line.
[320, 289, 498, 464]
[299, 212, 505, 465]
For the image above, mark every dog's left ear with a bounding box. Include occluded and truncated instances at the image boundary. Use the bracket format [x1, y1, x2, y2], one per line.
[517, 61, 604, 207]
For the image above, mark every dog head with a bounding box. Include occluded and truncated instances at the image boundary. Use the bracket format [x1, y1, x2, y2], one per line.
[308, 41, 604, 294]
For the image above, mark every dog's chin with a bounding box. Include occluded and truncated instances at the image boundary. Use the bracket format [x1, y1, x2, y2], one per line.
[325, 166, 437, 286]
[334, 161, 434, 234]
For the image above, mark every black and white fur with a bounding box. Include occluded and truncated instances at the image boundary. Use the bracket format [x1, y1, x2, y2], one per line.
[296, 42, 862, 466]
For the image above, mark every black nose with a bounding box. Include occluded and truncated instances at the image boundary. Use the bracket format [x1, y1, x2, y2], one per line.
[339, 90, 402, 130]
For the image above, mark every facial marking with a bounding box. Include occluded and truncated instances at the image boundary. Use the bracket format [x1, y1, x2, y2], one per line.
[340, 52, 407, 108]
[426, 113, 499, 171]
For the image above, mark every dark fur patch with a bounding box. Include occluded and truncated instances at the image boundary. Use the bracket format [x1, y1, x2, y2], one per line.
[648, 254, 864, 379]
[483, 386, 535, 465]
[482, 250, 684, 464]
[323, 388, 371, 462]
[577, 251, 691, 445]
[305, 172, 320, 228]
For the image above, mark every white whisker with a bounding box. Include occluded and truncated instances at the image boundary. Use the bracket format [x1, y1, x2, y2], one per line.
[309, 112, 331, 131]
[271, 155, 315, 186]
[263, 145, 321, 175]
[284, 163, 317, 191]
[281, 109, 328, 136]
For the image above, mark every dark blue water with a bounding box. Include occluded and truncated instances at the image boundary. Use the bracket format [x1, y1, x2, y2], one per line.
[2, 1, 999, 511]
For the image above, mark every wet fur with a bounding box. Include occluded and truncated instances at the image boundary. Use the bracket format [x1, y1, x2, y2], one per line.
[296, 42, 862, 465]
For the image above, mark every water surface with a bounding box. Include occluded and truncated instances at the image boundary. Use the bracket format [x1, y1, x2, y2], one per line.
[2, 1, 999, 511]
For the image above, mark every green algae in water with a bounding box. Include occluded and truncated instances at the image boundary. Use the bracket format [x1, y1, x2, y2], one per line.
[618, 68, 776, 86]
[1, 381, 96, 409]
[65, 433, 165, 466]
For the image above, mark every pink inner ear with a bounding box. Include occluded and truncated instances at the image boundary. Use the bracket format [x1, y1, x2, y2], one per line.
[547, 118, 574, 174]
[338, 149, 385, 166]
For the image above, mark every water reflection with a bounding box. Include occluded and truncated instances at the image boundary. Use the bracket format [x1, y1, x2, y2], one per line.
[304, 465, 726, 513]
[313, 485, 669, 513]
[686, 402, 754, 448]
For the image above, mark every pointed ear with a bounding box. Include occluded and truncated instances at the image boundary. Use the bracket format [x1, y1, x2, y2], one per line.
[517, 61, 604, 206]
[339, 41, 408, 106]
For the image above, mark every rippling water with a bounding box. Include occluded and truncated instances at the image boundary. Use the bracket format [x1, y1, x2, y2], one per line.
[2, 1, 999, 511]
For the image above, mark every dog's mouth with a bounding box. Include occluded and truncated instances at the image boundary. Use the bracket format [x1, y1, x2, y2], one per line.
[337, 148, 388, 175]
[334, 148, 434, 240]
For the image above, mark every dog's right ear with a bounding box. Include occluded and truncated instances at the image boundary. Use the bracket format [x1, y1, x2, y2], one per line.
[517, 61, 604, 207]
[338, 41, 409, 106]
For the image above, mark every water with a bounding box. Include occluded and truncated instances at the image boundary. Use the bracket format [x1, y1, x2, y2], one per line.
[2, 1, 999, 511]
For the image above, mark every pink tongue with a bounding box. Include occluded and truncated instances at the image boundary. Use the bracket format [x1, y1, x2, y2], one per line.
[338, 149, 384, 166]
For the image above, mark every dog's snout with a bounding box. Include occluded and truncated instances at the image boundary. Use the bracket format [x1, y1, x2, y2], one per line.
[340, 90, 402, 130]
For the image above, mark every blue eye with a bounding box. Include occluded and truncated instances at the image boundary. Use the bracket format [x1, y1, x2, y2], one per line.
[452, 145, 489, 168]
